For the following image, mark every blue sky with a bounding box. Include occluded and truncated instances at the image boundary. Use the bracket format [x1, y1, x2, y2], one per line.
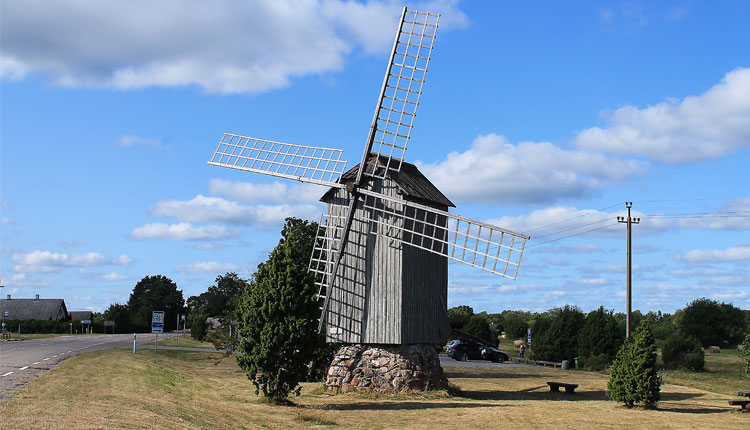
[1, 0, 748, 314]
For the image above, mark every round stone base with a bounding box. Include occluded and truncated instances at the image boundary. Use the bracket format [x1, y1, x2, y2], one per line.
[325, 344, 448, 393]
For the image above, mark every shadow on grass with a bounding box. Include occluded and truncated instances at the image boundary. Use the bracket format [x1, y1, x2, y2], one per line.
[320, 401, 509, 411]
[460, 388, 609, 402]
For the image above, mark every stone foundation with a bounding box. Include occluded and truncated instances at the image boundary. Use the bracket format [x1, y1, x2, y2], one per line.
[325, 344, 448, 393]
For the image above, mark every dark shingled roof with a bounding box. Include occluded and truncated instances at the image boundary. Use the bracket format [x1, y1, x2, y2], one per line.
[0, 298, 68, 321]
[69, 311, 93, 321]
[322, 155, 455, 208]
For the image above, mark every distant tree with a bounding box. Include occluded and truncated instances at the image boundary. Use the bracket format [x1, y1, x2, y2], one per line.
[680, 298, 746, 347]
[651, 312, 677, 341]
[463, 314, 496, 345]
[103, 303, 131, 333]
[187, 272, 248, 343]
[502, 311, 529, 339]
[127, 275, 185, 332]
[577, 306, 624, 366]
[189, 310, 208, 341]
[486, 312, 504, 333]
[447, 305, 474, 330]
[533, 305, 584, 363]
[235, 218, 325, 402]
[607, 320, 660, 408]
[662, 332, 704, 371]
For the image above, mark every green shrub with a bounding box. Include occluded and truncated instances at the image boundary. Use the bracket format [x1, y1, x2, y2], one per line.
[582, 353, 610, 371]
[662, 333, 704, 371]
[189, 311, 208, 341]
[607, 320, 660, 408]
[741, 335, 750, 377]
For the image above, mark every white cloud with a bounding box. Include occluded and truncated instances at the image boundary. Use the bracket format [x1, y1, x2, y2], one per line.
[129, 222, 239, 241]
[579, 278, 608, 285]
[417, 134, 645, 205]
[0, 0, 467, 94]
[678, 246, 750, 264]
[486, 206, 671, 239]
[8, 273, 50, 287]
[575, 68, 750, 163]
[11, 250, 134, 273]
[118, 135, 169, 150]
[208, 178, 322, 203]
[177, 261, 241, 274]
[674, 197, 750, 231]
[101, 272, 127, 281]
[150, 195, 321, 227]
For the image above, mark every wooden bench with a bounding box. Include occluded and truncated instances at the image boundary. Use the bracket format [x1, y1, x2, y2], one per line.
[547, 381, 578, 394]
[728, 399, 750, 412]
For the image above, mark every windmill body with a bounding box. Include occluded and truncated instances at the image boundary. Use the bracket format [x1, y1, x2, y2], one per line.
[320, 156, 453, 344]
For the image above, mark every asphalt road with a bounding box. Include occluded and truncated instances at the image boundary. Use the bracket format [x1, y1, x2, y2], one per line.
[438, 353, 534, 368]
[0, 333, 175, 401]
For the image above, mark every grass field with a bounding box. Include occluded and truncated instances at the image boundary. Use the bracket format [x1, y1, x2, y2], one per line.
[1, 333, 69, 341]
[662, 349, 747, 395]
[155, 335, 215, 349]
[1, 348, 747, 430]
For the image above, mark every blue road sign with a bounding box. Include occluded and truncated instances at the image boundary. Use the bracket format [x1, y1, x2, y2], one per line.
[152, 311, 165, 334]
[527, 328, 532, 345]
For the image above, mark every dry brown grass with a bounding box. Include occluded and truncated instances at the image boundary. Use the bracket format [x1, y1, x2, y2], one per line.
[1, 349, 746, 430]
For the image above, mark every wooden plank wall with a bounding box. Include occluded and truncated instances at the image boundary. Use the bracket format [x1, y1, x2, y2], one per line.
[323, 178, 449, 344]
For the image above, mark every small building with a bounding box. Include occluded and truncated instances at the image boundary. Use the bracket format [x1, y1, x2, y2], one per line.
[0, 294, 68, 321]
[69, 311, 93, 321]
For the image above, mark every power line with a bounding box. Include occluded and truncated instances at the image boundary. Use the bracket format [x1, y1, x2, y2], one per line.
[524, 201, 623, 234]
[531, 217, 613, 240]
[526, 222, 620, 248]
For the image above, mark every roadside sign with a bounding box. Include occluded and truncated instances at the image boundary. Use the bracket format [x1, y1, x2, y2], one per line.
[527, 328, 532, 346]
[104, 320, 115, 327]
[151, 311, 165, 334]
[81, 320, 92, 324]
[3, 311, 8, 318]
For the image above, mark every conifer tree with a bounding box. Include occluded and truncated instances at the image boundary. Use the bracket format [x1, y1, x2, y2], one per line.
[235, 218, 326, 402]
[606, 319, 660, 408]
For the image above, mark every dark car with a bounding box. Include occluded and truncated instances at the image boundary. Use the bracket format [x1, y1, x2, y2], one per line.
[446, 340, 510, 363]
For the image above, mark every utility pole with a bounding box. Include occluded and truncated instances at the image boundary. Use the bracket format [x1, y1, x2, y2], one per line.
[617, 202, 640, 339]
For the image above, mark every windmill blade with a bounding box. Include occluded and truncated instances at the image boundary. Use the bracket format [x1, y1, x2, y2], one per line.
[358, 189, 529, 279]
[360, 8, 440, 179]
[309, 213, 344, 308]
[208, 133, 348, 188]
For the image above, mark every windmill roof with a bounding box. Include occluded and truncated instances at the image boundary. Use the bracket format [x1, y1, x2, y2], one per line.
[0, 298, 68, 321]
[323, 155, 455, 208]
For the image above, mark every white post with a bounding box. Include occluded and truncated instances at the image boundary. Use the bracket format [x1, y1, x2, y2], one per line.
[133, 333, 137, 353]
[155, 333, 158, 352]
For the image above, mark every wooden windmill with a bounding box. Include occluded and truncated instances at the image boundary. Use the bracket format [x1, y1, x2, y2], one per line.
[208, 7, 529, 346]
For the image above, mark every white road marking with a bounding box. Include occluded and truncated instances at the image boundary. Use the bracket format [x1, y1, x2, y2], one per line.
[67, 350, 72, 353]
[33, 362, 40, 365]
[52, 355, 57, 357]
[2, 372, 13, 377]
[19, 366, 29, 370]
[44, 358, 50, 361]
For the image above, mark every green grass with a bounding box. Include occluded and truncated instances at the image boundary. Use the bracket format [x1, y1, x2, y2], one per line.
[156, 335, 215, 349]
[661, 348, 749, 395]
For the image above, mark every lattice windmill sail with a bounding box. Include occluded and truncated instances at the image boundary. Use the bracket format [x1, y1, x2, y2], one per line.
[208, 7, 529, 344]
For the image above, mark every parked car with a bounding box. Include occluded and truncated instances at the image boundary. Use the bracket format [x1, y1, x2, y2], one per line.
[446, 340, 510, 363]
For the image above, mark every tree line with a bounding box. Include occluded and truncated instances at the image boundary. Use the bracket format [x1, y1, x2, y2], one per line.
[448, 298, 749, 371]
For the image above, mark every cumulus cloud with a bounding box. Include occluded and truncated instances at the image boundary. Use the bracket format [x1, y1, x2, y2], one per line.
[417, 134, 645, 205]
[678, 246, 750, 264]
[674, 197, 750, 231]
[1, 0, 467, 94]
[101, 272, 128, 281]
[11, 250, 134, 273]
[130, 222, 239, 241]
[575, 68, 750, 163]
[8, 273, 50, 287]
[150, 195, 321, 226]
[177, 261, 241, 273]
[208, 178, 322, 203]
[486, 205, 671, 239]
